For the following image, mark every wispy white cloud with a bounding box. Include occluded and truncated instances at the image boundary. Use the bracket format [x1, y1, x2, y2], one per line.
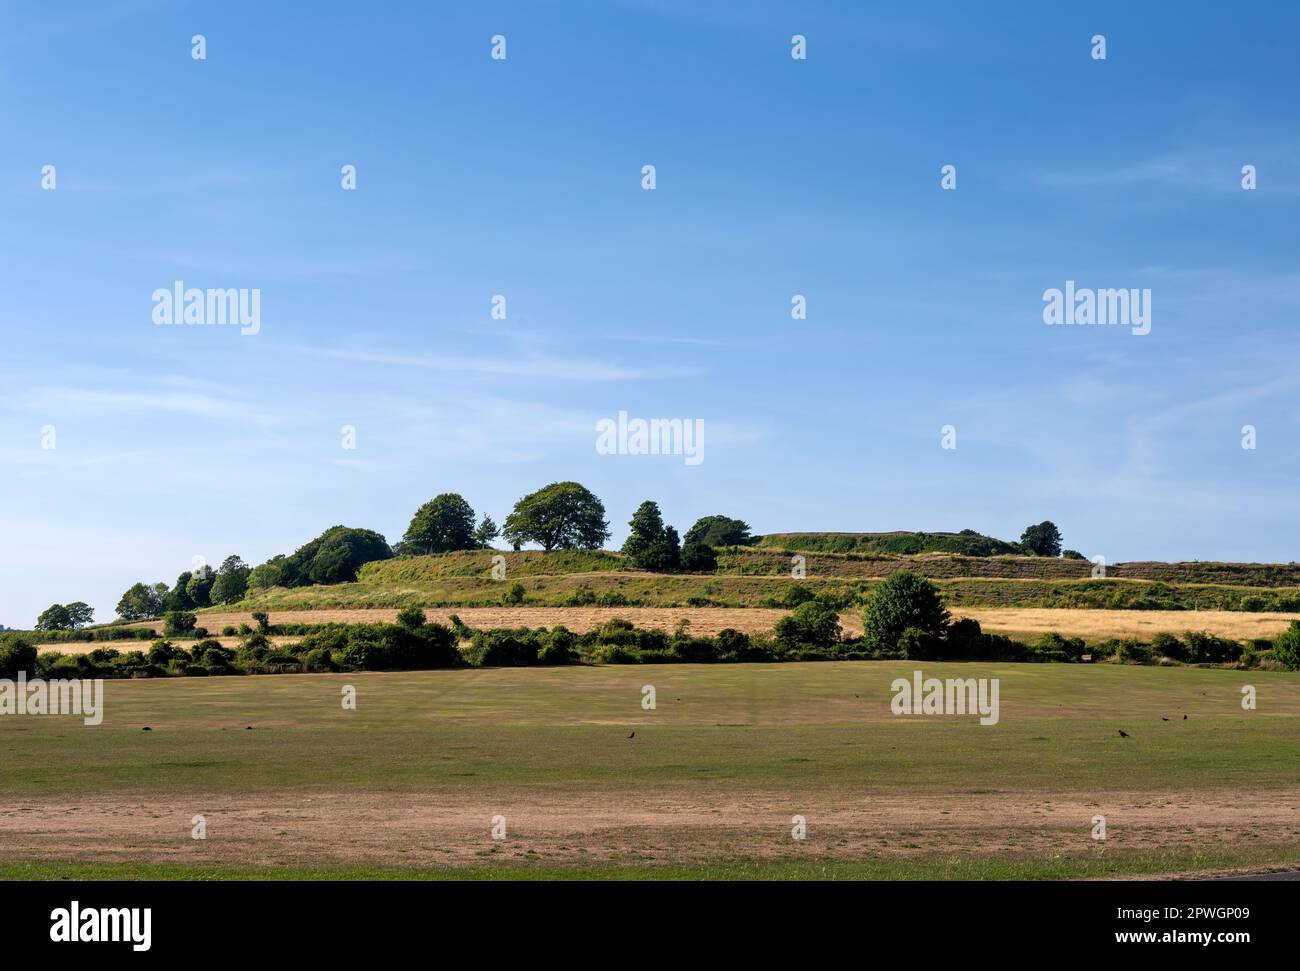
[1033, 149, 1300, 196]
[13, 386, 274, 424]
[295, 345, 702, 382]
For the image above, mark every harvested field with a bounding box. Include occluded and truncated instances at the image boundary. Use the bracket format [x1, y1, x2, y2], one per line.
[197, 606, 788, 637]
[36, 636, 303, 656]
[38, 606, 1300, 655]
[193, 605, 1300, 644]
[947, 608, 1300, 642]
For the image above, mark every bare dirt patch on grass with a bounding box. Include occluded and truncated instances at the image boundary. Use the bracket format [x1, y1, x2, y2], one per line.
[2, 786, 1296, 872]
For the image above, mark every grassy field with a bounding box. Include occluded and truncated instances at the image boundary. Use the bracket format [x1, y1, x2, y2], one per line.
[2, 662, 1297, 879]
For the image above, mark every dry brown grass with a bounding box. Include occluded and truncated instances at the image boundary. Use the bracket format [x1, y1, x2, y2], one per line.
[37, 635, 303, 656]
[39, 605, 1300, 656]
[948, 607, 1300, 641]
[198, 606, 790, 637]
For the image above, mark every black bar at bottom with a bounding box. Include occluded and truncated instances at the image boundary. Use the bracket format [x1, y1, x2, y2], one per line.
[0, 877, 1290, 958]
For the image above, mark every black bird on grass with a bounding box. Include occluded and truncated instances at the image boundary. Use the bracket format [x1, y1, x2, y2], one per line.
[1183, 714, 1188, 720]
[1118, 729, 1129, 737]
[141, 726, 152, 732]
[1161, 717, 1169, 721]
[627, 731, 635, 739]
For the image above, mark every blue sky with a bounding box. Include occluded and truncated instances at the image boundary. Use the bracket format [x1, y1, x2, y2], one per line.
[2, 0, 1299, 627]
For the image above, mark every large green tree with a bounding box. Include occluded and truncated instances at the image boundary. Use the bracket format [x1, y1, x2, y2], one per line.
[162, 571, 195, 612]
[116, 581, 168, 621]
[863, 571, 950, 651]
[1020, 521, 1063, 557]
[503, 482, 610, 551]
[622, 501, 665, 560]
[64, 601, 94, 628]
[683, 515, 753, 548]
[186, 565, 216, 608]
[35, 604, 72, 631]
[210, 555, 251, 605]
[622, 500, 680, 571]
[474, 515, 500, 549]
[402, 494, 477, 554]
[248, 526, 392, 588]
[248, 555, 290, 590]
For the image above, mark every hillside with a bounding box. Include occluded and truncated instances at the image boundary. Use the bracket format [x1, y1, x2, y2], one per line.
[756, 530, 1023, 556]
[213, 548, 1300, 614]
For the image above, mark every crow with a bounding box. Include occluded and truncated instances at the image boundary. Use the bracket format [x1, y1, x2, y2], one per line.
[1183, 714, 1188, 720]
[245, 726, 253, 730]
[1161, 717, 1169, 721]
[141, 726, 152, 732]
[1118, 729, 1129, 737]
[627, 731, 635, 739]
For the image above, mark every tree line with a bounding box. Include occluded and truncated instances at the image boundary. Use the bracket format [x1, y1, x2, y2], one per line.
[15, 568, 1295, 683]
[96, 482, 760, 623]
[28, 474, 1068, 626]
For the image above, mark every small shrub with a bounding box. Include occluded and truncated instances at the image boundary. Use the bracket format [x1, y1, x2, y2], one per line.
[1150, 632, 1187, 661]
[672, 636, 722, 662]
[466, 629, 540, 667]
[589, 643, 640, 664]
[537, 627, 578, 665]
[301, 647, 335, 672]
[898, 626, 942, 661]
[774, 601, 841, 649]
[147, 639, 185, 665]
[563, 585, 597, 606]
[1037, 632, 1085, 662]
[1266, 621, 1300, 671]
[396, 606, 427, 630]
[163, 611, 197, 637]
[1182, 630, 1242, 664]
[943, 618, 983, 660]
[0, 636, 38, 679]
[679, 543, 718, 572]
[1115, 640, 1151, 664]
[779, 585, 818, 609]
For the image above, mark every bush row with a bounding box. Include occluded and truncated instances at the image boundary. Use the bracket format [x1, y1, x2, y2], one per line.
[8, 612, 1293, 681]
